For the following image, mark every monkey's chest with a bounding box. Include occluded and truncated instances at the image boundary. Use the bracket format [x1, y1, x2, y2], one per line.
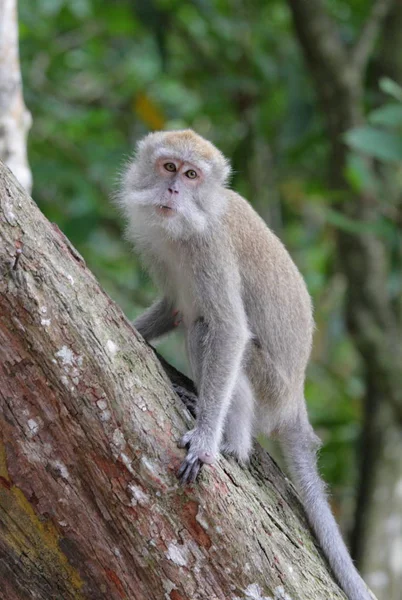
[162, 262, 199, 326]
[172, 273, 198, 326]
[146, 241, 200, 326]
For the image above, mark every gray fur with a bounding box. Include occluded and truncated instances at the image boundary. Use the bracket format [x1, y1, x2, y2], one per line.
[134, 297, 176, 341]
[116, 129, 371, 600]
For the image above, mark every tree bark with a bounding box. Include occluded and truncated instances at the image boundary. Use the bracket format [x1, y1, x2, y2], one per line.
[0, 160, 358, 600]
[287, 2, 402, 599]
[377, 0, 402, 82]
[0, 0, 32, 192]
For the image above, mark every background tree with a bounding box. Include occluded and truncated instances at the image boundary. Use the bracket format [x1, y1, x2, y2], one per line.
[0, 0, 31, 191]
[287, 4, 402, 598]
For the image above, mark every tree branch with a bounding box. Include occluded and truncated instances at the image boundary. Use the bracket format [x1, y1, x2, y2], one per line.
[287, 0, 363, 160]
[287, 0, 351, 91]
[351, 0, 394, 73]
[0, 160, 354, 599]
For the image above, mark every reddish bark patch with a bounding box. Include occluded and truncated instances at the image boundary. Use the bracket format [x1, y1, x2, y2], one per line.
[169, 590, 186, 600]
[181, 500, 211, 549]
[92, 453, 130, 481]
[0, 476, 11, 489]
[105, 569, 126, 598]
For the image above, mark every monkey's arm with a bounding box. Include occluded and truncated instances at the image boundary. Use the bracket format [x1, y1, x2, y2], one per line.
[178, 284, 249, 483]
[133, 297, 177, 342]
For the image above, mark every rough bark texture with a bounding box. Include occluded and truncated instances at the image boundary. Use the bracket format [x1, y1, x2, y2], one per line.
[0, 0, 32, 192]
[0, 161, 354, 600]
[287, 2, 401, 599]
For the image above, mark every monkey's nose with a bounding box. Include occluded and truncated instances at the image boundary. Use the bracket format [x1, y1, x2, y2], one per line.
[168, 187, 179, 194]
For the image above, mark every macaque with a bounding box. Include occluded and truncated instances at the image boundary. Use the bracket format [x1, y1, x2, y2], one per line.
[117, 129, 371, 600]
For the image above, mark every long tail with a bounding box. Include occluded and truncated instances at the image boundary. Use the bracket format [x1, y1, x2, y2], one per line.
[279, 423, 373, 600]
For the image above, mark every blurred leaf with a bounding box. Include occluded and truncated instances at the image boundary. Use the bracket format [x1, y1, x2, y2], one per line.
[379, 77, 402, 102]
[369, 104, 402, 128]
[344, 151, 379, 193]
[344, 126, 402, 162]
[322, 207, 390, 236]
[70, 0, 92, 19]
[38, 0, 64, 16]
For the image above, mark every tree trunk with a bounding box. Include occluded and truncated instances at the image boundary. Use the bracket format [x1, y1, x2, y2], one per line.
[355, 3, 402, 596]
[355, 402, 402, 599]
[377, 0, 402, 82]
[0, 160, 359, 600]
[0, 0, 32, 192]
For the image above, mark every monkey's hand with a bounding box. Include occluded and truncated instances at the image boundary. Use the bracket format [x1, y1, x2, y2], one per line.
[177, 428, 217, 484]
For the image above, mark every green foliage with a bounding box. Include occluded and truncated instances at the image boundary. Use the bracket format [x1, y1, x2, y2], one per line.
[369, 104, 402, 127]
[380, 77, 402, 102]
[345, 78, 402, 162]
[18, 0, 401, 505]
[345, 127, 402, 162]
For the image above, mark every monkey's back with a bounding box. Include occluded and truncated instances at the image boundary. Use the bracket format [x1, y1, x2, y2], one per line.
[224, 191, 314, 403]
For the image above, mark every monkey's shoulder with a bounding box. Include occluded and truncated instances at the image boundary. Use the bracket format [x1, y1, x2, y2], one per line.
[223, 190, 292, 263]
[223, 190, 311, 306]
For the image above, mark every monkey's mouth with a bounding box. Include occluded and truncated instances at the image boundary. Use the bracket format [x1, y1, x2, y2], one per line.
[156, 205, 175, 216]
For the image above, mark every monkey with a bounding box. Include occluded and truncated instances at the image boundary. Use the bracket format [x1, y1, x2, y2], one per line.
[116, 129, 371, 600]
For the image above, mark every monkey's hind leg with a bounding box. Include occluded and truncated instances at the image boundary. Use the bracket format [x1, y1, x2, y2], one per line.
[221, 372, 254, 464]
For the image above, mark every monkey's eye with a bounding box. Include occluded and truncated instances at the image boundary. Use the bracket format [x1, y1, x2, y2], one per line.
[164, 162, 176, 172]
[185, 170, 197, 179]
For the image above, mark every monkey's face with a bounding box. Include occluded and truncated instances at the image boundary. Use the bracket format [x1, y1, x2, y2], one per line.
[119, 130, 231, 240]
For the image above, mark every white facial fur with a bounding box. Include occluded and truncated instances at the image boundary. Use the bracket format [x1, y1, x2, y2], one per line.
[118, 130, 231, 241]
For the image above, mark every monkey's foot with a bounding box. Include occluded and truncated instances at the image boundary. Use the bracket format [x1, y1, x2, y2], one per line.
[220, 432, 253, 465]
[177, 428, 217, 484]
[173, 385, 197, 416]
[220, 440, 251, 465]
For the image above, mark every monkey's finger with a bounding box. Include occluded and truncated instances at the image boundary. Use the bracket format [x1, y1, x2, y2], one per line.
[177, 460, 193, 483]
[178, 458, 203, 484]
[177, 456, 196, 480]
[172, 384, 197, 415]
[178, 429, 195, 449]
[177, 436, 190, 449]
[188, 460, 203, 483]
[177, 439, 191, 450]
[179, 463, 197, 485]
